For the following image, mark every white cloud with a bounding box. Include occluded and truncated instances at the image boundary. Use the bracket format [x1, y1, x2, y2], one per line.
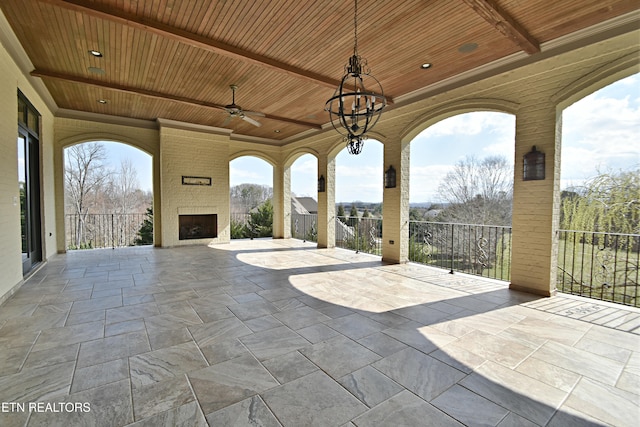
[410, 164, 455, 202]
[423, 112, 513, 137]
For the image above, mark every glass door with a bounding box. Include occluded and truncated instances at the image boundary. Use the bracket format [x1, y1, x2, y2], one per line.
[18, 128, 42, 274]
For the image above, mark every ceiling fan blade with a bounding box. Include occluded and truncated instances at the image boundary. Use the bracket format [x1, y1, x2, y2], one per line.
[242, 115, 262, 127]
[222, 115, 232, 127]
[243, 110, 266, 117]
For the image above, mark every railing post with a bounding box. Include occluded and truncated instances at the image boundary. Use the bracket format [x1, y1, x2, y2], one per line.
[111, 213, 115, 249]
[449, 223, 455, 274]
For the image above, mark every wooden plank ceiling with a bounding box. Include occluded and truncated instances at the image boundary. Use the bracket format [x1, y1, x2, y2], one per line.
[1, 0, 638, 143]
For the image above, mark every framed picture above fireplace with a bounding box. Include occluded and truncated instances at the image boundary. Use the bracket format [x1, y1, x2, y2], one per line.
[182, 176, 211, 186]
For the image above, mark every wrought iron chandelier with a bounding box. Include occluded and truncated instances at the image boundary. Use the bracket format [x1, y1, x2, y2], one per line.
[325, 0, 386, 155]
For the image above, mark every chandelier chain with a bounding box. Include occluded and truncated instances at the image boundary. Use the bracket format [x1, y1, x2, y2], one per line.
[353, 0, 358, 55]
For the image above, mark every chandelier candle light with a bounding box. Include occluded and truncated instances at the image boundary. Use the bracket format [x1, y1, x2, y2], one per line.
[325, 0, 386, 155]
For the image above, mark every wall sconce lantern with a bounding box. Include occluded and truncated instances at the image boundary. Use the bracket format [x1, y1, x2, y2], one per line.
[523, 146, 545, 181]
[318, 175, 326, 192]
[384, 165, 396, 188]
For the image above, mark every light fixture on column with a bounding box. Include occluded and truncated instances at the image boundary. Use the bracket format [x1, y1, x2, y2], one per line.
[523, 146, 545, 181]
[317, 175, 326, 193]
[384, 165, 396, 188]
[324, 0, 386, 155]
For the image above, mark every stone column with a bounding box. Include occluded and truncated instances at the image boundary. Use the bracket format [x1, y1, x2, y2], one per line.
[382, 139, 410, 263]
[510, 103, 561, 296]
[272, 164, 291, 239]
[317, 154, 335, 248]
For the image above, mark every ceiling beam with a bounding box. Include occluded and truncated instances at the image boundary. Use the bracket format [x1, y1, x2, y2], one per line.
[462, 0, 540, 54]
[30, 69, 323, 129]
[37, 0, 358, 94]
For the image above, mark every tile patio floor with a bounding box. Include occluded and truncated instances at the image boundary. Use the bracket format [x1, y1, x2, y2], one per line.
[0, 238, 638, 426]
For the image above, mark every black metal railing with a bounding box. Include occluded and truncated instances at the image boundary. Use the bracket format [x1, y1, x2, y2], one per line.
[291, 213, 318, 242]
[557, 229, 639, 307]
[409, 221, 513, 281]
[336, 216, 383, 256]
[66, 213, 147, 250]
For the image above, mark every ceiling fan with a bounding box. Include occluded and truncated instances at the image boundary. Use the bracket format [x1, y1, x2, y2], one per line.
[221, 84, 264, 127]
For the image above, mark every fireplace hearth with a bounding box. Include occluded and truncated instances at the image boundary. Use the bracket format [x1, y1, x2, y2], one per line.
[179, 214, 217, 240]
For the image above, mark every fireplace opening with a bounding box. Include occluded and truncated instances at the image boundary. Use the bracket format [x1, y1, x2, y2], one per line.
[179, 214, 217, 240]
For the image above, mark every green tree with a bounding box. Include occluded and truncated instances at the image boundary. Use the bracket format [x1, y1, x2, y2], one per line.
[135, 207, 153, 245]
[348, 205, 359, 227]
[561, 169, 639, 234]
[337, 204, 346, 223]
[362, 207, 371, 218]
[248, 199, 274, 237]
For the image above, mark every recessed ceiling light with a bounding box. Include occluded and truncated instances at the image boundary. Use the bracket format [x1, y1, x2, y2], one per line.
[421, 63, 432, 69]
[458, 42, 478, 53]
[89, 50, 103, 57]
[88, 66, 105, 75]
[97, 99, 108, 104]
[274, 129, 281, 133]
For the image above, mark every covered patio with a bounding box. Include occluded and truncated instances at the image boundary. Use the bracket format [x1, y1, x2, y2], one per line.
[1, 239, 638, 426]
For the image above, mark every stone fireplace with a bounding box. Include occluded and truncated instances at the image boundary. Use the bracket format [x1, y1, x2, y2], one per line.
[178, 214, 217, 240]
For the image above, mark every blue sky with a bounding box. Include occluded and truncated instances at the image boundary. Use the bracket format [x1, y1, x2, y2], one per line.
[99, 73, 639, 203]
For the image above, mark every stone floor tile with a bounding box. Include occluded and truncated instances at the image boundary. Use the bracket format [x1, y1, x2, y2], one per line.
[70, 295, 123, 314]
[65, 308, 105, 326]
[23, 343, 79, 370]
[240, 326, 310, 361]
[324, 313, 387, 340]
[153, 289, 200, 305]
[129, 341, 208, 388]
[380, 321, 440, 354]
[0, 328, 40, 349]
[199, 336, 251, 365]
[300, 335, 380, 379]
[132, 375, 195, 421]
[147, 327, 193, 351]
[143, 309, 202, 332]
[32, 320, 104, 352]
[431, 384, 510, 426]
[531, 340, 625, 386]
[562, 377, 640, 427]
[227, 300, 281, 321]
[297, 323, 342, 344]
[105, 302, 159, 324]
[244, 314, 285, 332]
[273, 306, 331, 330]
[189, 317, 252, 347]
[71, 358, 129, 393]
[262, 350, 318, 384]
[77, 330, 150, 369]
[339, 365, 404, 407]
[373, 347, 466, 402]
[449, 329, 535, 369]
[190, 304, 235, 324]
[546, 404, 616, 427]
[460, 361, 567, 426]
[262, 370, 367, 426]
[497, 412, 539, 427]
[205, 396, 282, 427]
[515, 357, 581, 393]
[354, 390, 463, 427]
[127, 401, 207, 427]
[0, 309, 68, 333]
[0, 345, 31, 375]
[105, 318, 146, 337]
[27, 378, 133, 427]
[0, 361, 75, 403]
[188, 353, 279, 414]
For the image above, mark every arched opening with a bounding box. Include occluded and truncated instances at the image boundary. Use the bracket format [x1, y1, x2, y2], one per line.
[229, 156, 274, 239]
[63, 141, 153, 250]
[557, 73, 640, 306]
[335, 139, 384, 255]
[289, 153, 318, 242]
[408, 111, 516, 280]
